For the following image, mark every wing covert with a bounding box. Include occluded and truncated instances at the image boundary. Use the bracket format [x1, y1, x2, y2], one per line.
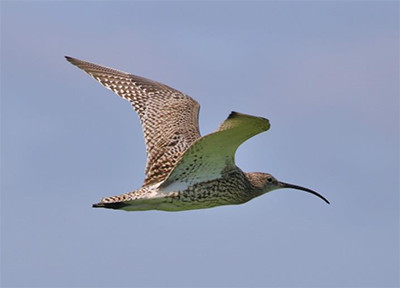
[160, 112, 270, 190]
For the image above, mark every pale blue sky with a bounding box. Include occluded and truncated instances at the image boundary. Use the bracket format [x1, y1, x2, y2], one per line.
[1, 1, 399, 287]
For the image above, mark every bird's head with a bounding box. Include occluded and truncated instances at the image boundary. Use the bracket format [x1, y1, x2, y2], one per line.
[246, 172, 330, 204]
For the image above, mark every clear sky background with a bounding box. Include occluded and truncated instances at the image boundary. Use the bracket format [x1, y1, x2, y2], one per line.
[1, 1, 398, 287]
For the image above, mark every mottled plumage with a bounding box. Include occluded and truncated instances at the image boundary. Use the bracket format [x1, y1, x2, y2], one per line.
[66, 56, 329, 211]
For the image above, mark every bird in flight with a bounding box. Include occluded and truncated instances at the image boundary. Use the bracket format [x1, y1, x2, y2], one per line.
[66, 56, 329, 211]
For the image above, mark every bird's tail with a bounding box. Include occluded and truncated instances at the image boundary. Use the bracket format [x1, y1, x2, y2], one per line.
[92, 202, 129, 209]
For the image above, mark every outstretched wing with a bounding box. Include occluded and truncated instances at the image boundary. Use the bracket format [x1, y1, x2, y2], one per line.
[66, 56, 201, 185]
[160, 112, 270, 191]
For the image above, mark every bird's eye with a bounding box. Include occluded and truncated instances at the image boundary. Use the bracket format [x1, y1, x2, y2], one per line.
[267, 177, 273, 183]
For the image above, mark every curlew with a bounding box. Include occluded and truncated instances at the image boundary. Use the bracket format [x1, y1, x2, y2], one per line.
[66, 56, 329, 211]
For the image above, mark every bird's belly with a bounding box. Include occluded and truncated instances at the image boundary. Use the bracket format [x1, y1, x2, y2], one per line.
[120, 188, 248, 212]
[120, 175, 253, 212]
[153, 195, 241, 211]
[155, 185, 249, 211]
[119, 197, 228, 212]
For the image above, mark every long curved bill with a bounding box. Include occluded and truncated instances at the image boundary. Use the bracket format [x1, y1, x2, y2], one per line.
[279, 182, 330, 204]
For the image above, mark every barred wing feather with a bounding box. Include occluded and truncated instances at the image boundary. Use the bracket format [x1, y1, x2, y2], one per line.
[66, 56, 201, 186]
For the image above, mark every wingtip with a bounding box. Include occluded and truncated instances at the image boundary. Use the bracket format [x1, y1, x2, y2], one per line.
[65, 55, 73, 62]
[227, 111, 239, 119]
[226, 111, 270, 130]
[65, 55, 80, 66]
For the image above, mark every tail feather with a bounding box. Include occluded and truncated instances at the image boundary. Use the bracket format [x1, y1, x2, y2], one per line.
[92, 202, 129, 209]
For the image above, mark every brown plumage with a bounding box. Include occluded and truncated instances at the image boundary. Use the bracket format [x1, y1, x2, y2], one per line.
[65, 56, 199, 186]
[66, 56, 329, 211]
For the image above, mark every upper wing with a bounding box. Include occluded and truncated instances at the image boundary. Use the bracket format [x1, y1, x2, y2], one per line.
[66, 56, 201, 185]
[160, 112, 270, 191]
